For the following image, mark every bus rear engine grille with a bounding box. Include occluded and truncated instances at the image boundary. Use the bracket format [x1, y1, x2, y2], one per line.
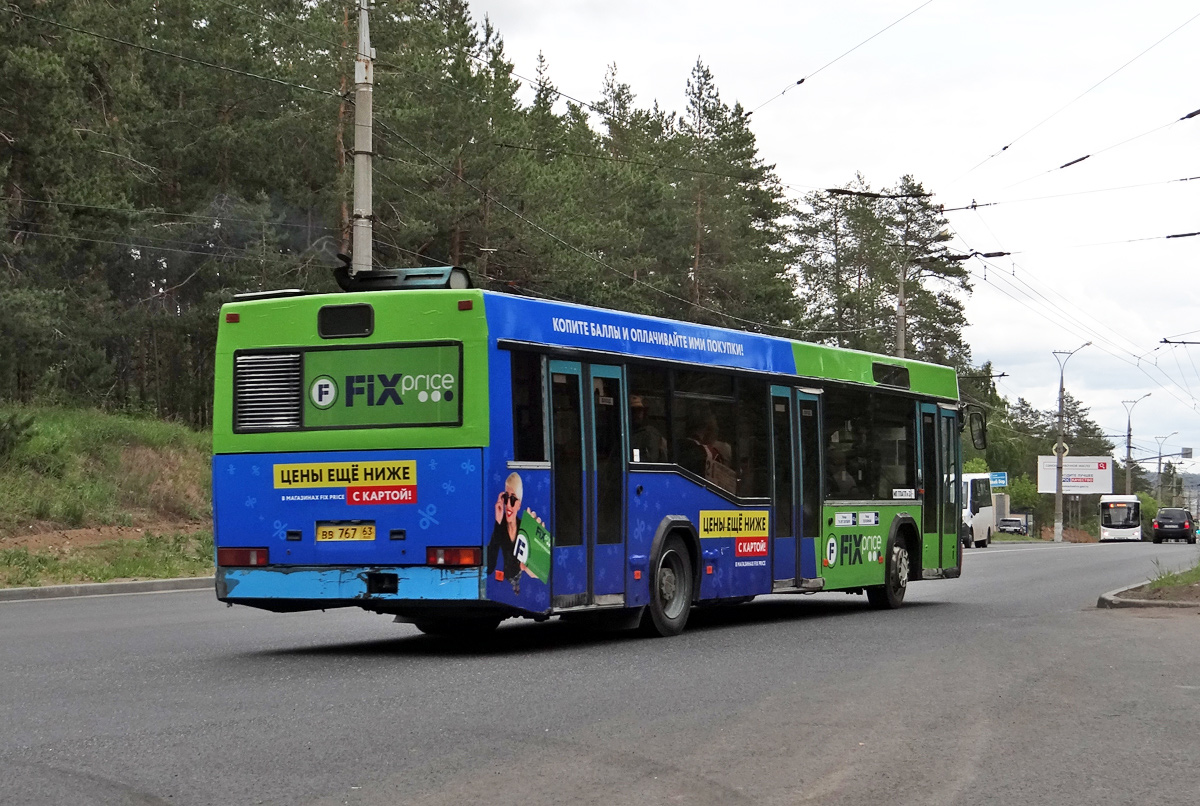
[234, 353, 302, 431]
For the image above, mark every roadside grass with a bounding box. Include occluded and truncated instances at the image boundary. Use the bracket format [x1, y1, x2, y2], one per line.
[0, 530, 214, 588]
[1148, 555, 1200, 592]
[0, 406, 211, 534]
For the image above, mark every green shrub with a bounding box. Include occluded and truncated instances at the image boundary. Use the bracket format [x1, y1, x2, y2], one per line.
[0, 413, 35, 463]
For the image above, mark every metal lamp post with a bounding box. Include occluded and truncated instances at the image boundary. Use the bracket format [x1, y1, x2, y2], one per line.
[1121, 393, 1151, 495]
[1053, 342, 1090, 542]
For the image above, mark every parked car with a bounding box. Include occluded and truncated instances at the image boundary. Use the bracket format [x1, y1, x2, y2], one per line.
[997, 517, 1027, 535]
[1151, 508, 1197, 544]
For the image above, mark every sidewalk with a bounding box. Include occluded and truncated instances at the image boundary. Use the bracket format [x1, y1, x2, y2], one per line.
[0, 576, 213, 602]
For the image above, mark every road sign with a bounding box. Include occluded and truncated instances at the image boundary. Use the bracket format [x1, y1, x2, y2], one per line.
[990, 472, 1008, 487]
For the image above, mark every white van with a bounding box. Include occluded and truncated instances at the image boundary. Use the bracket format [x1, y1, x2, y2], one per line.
[961, 473, 995, 548]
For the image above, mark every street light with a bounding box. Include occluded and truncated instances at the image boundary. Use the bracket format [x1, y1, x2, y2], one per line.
[1053, 342, 1090, 542]
[1121, 393, 1151, 495]
[899, 249, 1011, 358]
[1155, 432, 1178, 503]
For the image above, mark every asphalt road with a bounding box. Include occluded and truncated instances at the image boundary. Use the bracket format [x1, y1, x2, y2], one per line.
[3, 540, 1198, 806]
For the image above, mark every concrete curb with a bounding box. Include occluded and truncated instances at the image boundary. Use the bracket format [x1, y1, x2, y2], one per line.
[1097, 581, 1200, 609]
[0, 576, 214, 603]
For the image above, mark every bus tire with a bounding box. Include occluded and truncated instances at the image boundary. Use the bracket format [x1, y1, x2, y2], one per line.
[867, 536, 909, 610]
[413, 616, 502, 637]
[979, 529, 991, 548]
[644, 533, 693, 637]
[961, 527, 974, 549]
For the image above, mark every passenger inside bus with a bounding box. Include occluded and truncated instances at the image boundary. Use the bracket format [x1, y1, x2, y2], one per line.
[629, 395, 667, 462]
[828, 448, 859, 498]
[680, 408, 737, 491]
[679, 408, 714, 477]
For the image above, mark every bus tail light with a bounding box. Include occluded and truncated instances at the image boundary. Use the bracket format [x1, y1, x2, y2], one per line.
[427, 547, 481, 567]
[217, 547, 269, 566]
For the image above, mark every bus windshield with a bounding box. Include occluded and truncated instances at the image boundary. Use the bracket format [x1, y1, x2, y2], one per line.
[1101, 502, 1139, 528]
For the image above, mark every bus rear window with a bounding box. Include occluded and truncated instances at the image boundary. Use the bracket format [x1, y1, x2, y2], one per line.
[233, 342, 463, 432]
[318, 303, 374, 338]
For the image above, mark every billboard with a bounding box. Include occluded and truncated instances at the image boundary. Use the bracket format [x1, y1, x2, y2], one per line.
[1036, 456, 1113, 494]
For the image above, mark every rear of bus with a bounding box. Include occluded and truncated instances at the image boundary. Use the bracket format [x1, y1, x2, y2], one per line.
[211, 288, 499, 621]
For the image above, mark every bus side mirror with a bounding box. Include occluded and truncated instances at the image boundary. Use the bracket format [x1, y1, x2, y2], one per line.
[969, 411, 987, 450]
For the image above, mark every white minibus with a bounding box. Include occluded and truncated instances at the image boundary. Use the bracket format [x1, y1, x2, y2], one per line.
[1099, 494, 1141, 541]
[961, 473, 994, 548]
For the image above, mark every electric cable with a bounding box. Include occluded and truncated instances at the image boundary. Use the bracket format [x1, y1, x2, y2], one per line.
[1003, 107, 1200, 190]
[371, 121, 866, 339]
[961, 8, 1200, 176]
[941, 175, 1200, 213]
[3, 8, 345, 98]
[2, 196, 341, 234]
[749, 0, 934, 114]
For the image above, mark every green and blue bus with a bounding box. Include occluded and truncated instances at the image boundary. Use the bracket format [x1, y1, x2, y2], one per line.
[213, 271, 984, 636]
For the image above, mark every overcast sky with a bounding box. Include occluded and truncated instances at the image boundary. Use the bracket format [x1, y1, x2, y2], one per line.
[467, 0, 1200, 478]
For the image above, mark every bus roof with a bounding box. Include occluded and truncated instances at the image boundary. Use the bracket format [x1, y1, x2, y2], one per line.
[218, 287, 961, 400]
[480, 291, 960, 400]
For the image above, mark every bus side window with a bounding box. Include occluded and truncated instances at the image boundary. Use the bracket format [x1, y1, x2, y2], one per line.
[512, 352, 546, 461]
[736, 380, 770, 498]
[628, 365, 670, 463]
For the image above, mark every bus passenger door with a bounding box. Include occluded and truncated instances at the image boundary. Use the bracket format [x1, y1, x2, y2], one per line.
[796, 392, 822, 583]
[918, 403, 942, 571]
[940, 407, 961, 567]
[548, 361, 626, 609]
[770, 387, 797, 585]
[588, 365, 626, 604]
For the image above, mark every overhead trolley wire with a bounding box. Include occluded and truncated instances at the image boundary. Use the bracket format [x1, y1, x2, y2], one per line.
[2, 196, 342, 234]
[967, 257, 1200, 414]
[2, 8, 345, 99]
[960, 9, 1200, 177]
[1003, 106, 1200, 189]
[371, 121, 868, 339]
[941, 175, 1200, 212]
[749, 0, 935, 114]
[947, 222, 1200, 410]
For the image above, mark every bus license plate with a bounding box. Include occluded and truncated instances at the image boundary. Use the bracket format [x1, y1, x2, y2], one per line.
[315, 521, 376, 542]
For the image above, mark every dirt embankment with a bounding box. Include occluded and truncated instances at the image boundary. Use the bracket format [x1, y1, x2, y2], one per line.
[1038, 526, 1095, 543]
[1, 521, 209, 553]
[1116, 582, 1200, 603]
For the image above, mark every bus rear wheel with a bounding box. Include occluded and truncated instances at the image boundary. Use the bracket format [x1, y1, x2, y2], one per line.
[644, 534, 693, 637]
[867, 537, 909, 610]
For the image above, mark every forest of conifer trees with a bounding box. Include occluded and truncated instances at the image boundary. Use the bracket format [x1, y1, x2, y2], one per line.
[4, 0, 1134, 520]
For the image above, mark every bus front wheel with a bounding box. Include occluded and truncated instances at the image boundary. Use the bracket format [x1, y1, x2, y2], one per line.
[644, 534, 693, 637]
[867, 537, 909, 610]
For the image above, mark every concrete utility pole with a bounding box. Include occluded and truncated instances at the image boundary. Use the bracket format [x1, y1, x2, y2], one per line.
[1155, 432, 1177, 502]
[350, 0, 375, 276]
[1121, 393, 1151, 495]
[1053, 342, 1089, 542]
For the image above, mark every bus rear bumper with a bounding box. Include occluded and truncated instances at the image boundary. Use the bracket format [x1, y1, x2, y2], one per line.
[216, 565, 482, 610]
